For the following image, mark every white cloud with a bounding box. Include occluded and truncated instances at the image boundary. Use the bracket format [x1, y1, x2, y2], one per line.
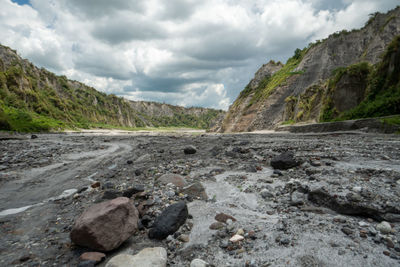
[0, 0, 398, 110]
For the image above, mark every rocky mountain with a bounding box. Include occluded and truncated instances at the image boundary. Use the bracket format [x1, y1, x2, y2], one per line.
[216, 6, 400, 132]
[0, 45, 225, 132]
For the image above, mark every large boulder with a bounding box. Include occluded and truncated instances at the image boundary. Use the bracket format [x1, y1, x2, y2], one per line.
[270, 151, 300, 170]
[148, 201, 188, 240]
[70, 197, 139, 251]
[105, 247, 167, 267]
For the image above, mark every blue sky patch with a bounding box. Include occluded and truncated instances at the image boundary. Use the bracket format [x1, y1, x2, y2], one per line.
[11, 0, 31, 6]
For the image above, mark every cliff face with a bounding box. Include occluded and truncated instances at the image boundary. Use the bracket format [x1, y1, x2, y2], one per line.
[218, 7, 400, 132]
[0, 45, 225, 132]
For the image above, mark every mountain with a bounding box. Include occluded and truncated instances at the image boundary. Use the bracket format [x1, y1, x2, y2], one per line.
[216, 6, 400, 132]
[0, 45, 225, 132]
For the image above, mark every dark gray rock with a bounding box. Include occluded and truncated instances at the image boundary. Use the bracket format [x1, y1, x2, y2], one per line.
[123, 185, 145, 198]
[148, 201, 188, 240]
[78, 260, 96, 267]
[184, 146, 197, 155]
[102, 190, 121, 200]
[271, 152, 300, 170]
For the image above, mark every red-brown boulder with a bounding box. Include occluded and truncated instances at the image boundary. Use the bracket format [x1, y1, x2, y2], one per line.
[70, 197, 138, 251]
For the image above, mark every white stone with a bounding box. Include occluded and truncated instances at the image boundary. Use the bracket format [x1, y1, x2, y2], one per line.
[358, 221, 369, 227]
[353, 186, 362, 192]
[376, 221, 392, 234]
[106, 247, 167, 267]
[190, 258, 208, 267]
[230, 234, 244, 243]
[236, 228, 245, 236]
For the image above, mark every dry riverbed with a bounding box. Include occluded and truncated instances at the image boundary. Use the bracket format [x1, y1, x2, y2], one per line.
[0, 131, 400, 266]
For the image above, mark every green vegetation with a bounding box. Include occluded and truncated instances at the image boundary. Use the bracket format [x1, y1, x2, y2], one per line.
[320, 35, 400, 122]
[248, 47, 308, 106]
[320, 62, 372, 122]
[381, 115, 400, 126]
[0, 46, 224, 132]
[281, 120, 295, 125]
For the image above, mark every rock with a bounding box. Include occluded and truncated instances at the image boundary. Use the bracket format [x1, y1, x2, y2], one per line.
[122, 184, 145, 198]
[215, 213, 236, 223]
[31, 134, 38, 139]
[105, 248, 167, 267]
[261, 189, 274, 199]
[91, 181, 101, 189]
[236, 228, 244, 235]
[341, 227, 354, 236]
[184, 146, 197, 154]
[178, 234, 190, 242]
[78, 260, 97, 267]
[182, 182, 208, 200]
[135, 169, 142, 176]
[230, 234, 244, 243]
[148, 201, 188, 240]
[79, 252, 106, 263]
[190, 258, 208, 267]
[70, 197, 139, 251]
[102, 190, 121, 200]
[158, 173, 187, 188]
[209, 222, 225, 230]
[126, 160, 133, 164]
[270, 152, 300, 170]
[290, 191, 306, 206]
[376, 221, 392, 234]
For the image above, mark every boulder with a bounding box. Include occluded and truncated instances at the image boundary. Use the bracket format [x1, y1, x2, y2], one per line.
[158, 173, 187, 188]
[70, 197, 139, 251]
[105, 248, 167, 267]
[270, 151, 300, 170]
[182, 182, 208, 200]
[148, 201, 188, 240]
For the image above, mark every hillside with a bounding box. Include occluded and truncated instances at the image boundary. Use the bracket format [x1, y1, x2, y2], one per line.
[0, 45, 225, 132]
[216, 6, 400, 132]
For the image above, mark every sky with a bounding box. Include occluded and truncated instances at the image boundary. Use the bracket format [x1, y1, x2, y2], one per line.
[1, 0, 398, 110]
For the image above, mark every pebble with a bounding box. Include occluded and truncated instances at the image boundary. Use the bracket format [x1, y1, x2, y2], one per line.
[178, 234, 190, 242]
[190, 259, 208, 267]
[236, 229, 245, 236]
[79, 252, 106, 263]
[358, 221, 369, 227]
[230, 234, 244, 243]
[209, 222, 225, 230]
[91, 181, 101, 188]
[376, 221, 392, 234]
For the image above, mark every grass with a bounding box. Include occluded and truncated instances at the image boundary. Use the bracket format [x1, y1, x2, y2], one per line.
[248, 48, 308, 106]
[281, 120, 295, 125]
[320, 35, 400, 122]
[381, 115, 400, 126]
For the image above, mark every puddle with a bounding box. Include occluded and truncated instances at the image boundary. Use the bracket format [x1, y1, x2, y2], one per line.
[0, 188, 78, 217]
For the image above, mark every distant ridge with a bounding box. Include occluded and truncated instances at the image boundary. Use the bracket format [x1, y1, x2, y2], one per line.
[0, 45, 225, 132]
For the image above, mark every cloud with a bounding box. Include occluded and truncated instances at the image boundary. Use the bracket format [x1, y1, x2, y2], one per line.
[0, 0, 398, 110]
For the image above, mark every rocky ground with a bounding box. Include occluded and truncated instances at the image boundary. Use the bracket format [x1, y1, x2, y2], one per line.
[0, 131, 400, 266]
